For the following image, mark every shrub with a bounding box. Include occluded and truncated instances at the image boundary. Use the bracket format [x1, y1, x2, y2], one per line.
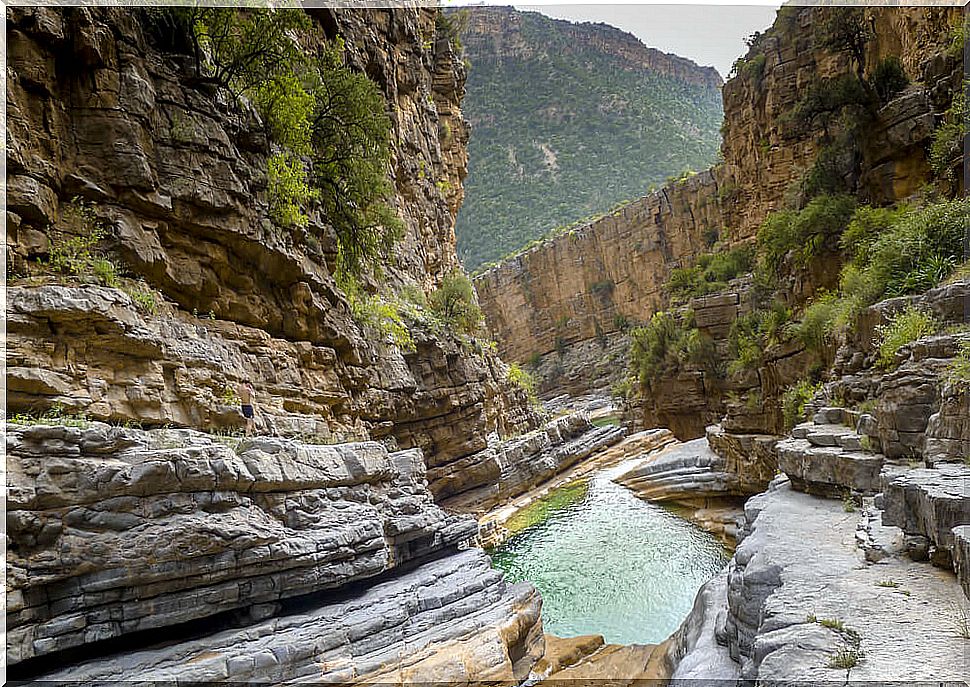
[508, 363, 539, 406]
[340, 276, 414, 351]
[429, 270, 484, 336]
[929, 87, 965, 180]
[727, 303, 791, 374]
[840, 205, 907, 265]
[667, 246, 754, 299]
[874, 307, 940, 369]
[871, 57, 909, 104]
[589, 279, 615, 297]
[945, 340, 970, 383]
[782, 379, 822, 429]
[48, 197, 121, 285]
[92, 258, 119, 287]
[828, 647, 863, 670]
[789, 292, 838, 355]
[630, 311, 691, 387]
[126, 285, 159, 315]
[863, 198, 969, 298]
[756, 195, 856, 271]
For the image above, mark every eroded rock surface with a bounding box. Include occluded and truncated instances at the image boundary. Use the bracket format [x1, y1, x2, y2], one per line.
[30, 549, 544, 684]
[6, 422, 476, 665]
[440, 413, 626, 512]
[716, 478, 966, 681]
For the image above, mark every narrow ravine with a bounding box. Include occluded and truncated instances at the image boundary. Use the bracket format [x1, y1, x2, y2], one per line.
[489, 456, 728, 645]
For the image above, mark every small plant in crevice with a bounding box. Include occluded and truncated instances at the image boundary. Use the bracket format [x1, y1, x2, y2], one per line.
[828, 646, 864, 670]
[875, 580, 900, 588]
[47, 197, 119, 286]
[945, 340, 970, 384]
[874, 307, 941, 369]
[124, 284, 159, 315]
[782, 379, 822, 430]
[508, 363, 540, 407]
[841, 491, 858, 513]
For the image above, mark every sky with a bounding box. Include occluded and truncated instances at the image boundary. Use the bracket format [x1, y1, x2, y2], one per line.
[452, 3, 783, 79]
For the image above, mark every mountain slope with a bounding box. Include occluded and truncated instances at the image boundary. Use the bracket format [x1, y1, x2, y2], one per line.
[455, 7, 724, 270]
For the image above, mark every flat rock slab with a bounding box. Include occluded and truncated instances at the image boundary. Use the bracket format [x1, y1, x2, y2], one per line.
[882, 462, 970, 567]
[30, 549, 543, 684]
[776, 437, 883, 496]
[720, 479, 967, 682]
[615, 438, 740, 501]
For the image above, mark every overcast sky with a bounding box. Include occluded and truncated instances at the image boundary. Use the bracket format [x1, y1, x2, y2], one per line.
[453, 3, 782, 79]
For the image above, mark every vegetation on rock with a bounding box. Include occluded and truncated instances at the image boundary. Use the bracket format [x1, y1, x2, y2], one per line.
[148, 8, 402, 280]
[874, 307, 940, 369]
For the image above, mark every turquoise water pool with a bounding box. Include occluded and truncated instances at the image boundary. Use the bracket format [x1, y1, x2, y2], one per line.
[489, 459, 729, 645]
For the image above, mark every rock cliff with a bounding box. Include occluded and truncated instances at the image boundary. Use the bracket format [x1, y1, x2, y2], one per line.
[4, 5, 594, 681]
[474, 6, 962, 428]
[5, 5, 550, 486]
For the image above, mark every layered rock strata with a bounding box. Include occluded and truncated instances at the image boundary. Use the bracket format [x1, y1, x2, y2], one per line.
[440, 412, 627, 512]
[474, 6, 961, 407]
[881, 462, 970, 568]
[29, 549, 543, 684]
[6, 422, 478, 665]
[6, 5, 542, 459]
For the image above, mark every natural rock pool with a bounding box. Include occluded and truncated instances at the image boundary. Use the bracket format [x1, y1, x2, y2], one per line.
[489, 458, 729, 645]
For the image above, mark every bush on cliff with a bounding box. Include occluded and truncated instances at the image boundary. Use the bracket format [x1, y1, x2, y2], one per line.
[756, 194, 857, 272]
[429, 270, 484, 336]
[507, 363, 539, 406]
[149, 9, 402, 279]
[782, 379, 822, 430]
[630, 311, 719, 388]
[790, 198, 968, 341]
[666, 245, 754, 300]
[726, 302, 791, 374]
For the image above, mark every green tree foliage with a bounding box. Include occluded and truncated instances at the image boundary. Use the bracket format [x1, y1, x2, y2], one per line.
[726, 302, 791, 374]
[782, 379, 822, 430]
[507, 363, 539, 406]
[148, 8, 401, 279]
[929, 86, 966, 181]
[310, 41, 403, 278]
[455, 8, 723, 270]
[871, 57, 909, 105]
[814, 7, 872, 80]
[429, 270, 484, 336]
[630, 311, 719, 388]
[790, 199, 969, 340]
[666, 245, 754, 299]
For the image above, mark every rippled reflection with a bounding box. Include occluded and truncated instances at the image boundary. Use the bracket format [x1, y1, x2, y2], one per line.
[489, 458, 729, 645]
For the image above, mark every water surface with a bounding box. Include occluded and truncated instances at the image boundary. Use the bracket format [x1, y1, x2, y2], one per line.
[489, 459, 728, 645]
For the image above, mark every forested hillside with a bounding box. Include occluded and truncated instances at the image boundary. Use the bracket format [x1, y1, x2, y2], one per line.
[455, 7, 723, 270]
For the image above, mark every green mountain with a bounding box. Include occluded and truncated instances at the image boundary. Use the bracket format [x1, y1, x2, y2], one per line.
[455, 7, 724, 270]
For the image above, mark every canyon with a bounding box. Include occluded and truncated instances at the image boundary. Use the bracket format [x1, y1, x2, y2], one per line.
[6, 3, 970, 685]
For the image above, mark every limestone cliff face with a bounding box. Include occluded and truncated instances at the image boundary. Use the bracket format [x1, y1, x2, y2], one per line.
[719, 6, 960, 240]
[6, 6, 541, 486]
[6, 6, 559, 681]
[474, 6, 962, 433]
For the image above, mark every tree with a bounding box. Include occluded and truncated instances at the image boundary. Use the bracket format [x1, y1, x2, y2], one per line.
[814, 7, 872, 82]
[310, 39, 402, 278]
[430, 270, 484, 335]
